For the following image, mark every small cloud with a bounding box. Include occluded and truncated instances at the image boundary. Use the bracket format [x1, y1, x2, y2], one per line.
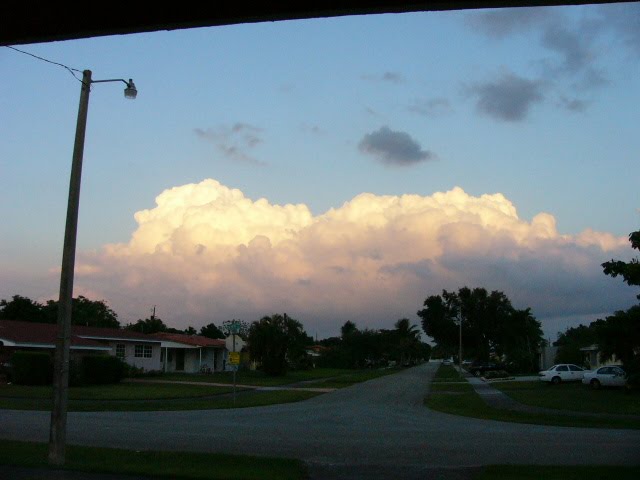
[541, 24, 594, 74]
[358, 126, 435, 166]
[362, 71, 405, 84]
[408, 97, 453, 117]
[364, 106, 378, 116]
[301, 123, 324, 135]
[558, 96, 588, 113]
[466, 7, 553, 39]
[469, 72, 544, 122]
[194, 123, 266, 166]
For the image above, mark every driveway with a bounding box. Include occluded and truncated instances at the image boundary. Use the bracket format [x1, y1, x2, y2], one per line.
[1, 363, 638, 478]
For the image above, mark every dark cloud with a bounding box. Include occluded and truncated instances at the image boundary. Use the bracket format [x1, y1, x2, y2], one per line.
[541, 24, 593, 74]
[469, 73, 544, 122]
[598, 3, 640, 56]
[466, 7, 553, 39]
[358, 126, 435, 166]
[362, 71, 405, 84]
[408, 97, 453, 117]
[194, 123, 266, 166]
[558, 96, 588, 113]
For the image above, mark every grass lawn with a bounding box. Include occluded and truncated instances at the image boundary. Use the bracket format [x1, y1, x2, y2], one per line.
[491, 381, 640, 416]
[0, 440, 306, 480]
[159, 367, 395, 387]
[425, 387, 640, 429]
[432, 364, 466, 383]
[0, 383, 320, 411]
[476, 465, 640, 480]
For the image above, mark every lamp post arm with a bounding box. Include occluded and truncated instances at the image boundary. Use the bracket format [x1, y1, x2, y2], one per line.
[91, 78, 131, 86]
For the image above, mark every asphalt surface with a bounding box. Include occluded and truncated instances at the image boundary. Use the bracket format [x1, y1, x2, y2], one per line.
[1, 362, 639, 479]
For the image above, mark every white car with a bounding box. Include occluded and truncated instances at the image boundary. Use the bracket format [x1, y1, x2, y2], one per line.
[582, 365, 627, 389]
[538, 364, 585, 384]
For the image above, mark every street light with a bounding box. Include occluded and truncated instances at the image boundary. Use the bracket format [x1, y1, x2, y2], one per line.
[49, 70, 136, 466]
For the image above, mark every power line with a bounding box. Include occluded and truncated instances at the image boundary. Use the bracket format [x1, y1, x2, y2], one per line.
[5, 45, 84, 83]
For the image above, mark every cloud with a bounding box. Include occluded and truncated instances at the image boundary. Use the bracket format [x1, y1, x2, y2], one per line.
[465, 4, 640, 113]
[75, 179, 635, 338]
[558, 96, 588, 113]
[408, 98, 453, 117]
[468, 72, 544, 122]
[466, 7, 552, 39]
[362, 72, 405, 84]
[194, 123, 265, 166]
[358, 126, 435, 166]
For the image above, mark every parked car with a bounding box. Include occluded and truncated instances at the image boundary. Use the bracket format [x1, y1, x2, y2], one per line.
[538, 364, 585, 384]
[582, 365, 627, 389]
[442, 359, 453, 366]
[469, 361, 502, 377]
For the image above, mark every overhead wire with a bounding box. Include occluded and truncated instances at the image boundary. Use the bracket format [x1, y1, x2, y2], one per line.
[4, 45, 85, 84]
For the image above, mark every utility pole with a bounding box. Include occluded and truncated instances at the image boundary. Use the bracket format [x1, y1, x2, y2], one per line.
[49, 70, 92, 466]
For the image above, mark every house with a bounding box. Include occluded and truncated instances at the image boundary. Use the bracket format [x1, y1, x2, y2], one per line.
[0, 320, 163, 371]
[151, 332, 226, 373]
[0, 320, 111, 366]
[538, 345, 558, 370]
[580, 344, 619, 370]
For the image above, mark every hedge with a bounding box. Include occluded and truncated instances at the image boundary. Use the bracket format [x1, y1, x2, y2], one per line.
[11, 351, 52, 385]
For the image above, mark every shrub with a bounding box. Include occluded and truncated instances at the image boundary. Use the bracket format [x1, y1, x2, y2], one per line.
[483, 370, 511, 380]
[11, 351, 52, 385]
[81, 355, 126, 384]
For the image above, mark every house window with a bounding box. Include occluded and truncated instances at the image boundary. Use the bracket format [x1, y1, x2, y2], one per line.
[134, 344, 153, 358]
[116, 344, 125, 359]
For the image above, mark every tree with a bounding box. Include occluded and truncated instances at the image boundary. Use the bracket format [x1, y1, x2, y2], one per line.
[247, 313, 310, 375]
[0, 295, 46, 322]
[126, 316, 167, 334]
[554, 323, 600, 366]
[1, 294, 120, 328]
[418, 287, 543, 371]
[598, 229, 640, 374]
[602, 230, 640, 299]
[199, 322, 225, 339]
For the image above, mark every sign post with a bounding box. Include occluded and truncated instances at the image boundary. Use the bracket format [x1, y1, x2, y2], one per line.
[228, 321, 242, 404]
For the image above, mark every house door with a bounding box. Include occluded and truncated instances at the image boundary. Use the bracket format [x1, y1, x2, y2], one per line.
[176, 350, 185, 371]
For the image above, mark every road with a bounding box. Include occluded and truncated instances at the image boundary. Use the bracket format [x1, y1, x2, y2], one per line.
[1, 362, 639, 478]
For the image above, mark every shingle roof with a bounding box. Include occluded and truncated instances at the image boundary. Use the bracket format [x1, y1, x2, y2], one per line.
[0, 320, 110, 350]
[150, 332, 225, 348]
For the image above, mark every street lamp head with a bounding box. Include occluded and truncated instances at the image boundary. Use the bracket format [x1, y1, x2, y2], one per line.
[124, 79, 137, 99]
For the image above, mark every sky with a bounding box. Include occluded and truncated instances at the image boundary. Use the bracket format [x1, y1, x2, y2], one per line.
[1, 3, 639, 341]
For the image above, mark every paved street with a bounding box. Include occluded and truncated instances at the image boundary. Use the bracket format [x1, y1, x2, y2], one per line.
[1, 362, 639, 478]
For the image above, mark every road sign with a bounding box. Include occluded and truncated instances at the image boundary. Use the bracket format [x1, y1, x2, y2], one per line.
[229, 352, 240, 365]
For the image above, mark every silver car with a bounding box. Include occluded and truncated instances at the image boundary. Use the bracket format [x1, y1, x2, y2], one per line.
[582, 365, 627, 389]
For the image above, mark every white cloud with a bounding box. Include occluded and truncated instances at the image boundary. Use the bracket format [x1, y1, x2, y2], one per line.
[76, 179, 635, 337]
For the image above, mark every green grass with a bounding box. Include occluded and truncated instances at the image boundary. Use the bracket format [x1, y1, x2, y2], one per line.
[0, 385, 319, 411]
[430, 382, 473, 392]
[425, 387, 640, 429]
[491, 381, 640, 415]
[158, 367, 387, 387]
[476, 465, 640, 480]
[0, 440, 306, 480]
[432, 365, 466, 383]
[315, 368, 400, 388]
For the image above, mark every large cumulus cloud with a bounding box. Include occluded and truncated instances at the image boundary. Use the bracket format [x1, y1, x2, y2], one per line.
[76, 179, 635, 338]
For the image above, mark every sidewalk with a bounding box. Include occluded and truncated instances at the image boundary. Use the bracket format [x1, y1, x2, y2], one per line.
[463, 372, 640, 420]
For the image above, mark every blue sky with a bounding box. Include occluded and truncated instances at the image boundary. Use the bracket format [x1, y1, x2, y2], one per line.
[1, 4, 639, 339]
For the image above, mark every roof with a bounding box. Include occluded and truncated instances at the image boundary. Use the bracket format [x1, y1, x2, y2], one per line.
[1, 1, 623, 46]
[0, 320, 110, 351]
[151, 332, 226, 348]
[73, 325, 160, 343]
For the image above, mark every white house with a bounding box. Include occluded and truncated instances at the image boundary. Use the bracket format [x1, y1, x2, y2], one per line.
[151, 332, 226, 373]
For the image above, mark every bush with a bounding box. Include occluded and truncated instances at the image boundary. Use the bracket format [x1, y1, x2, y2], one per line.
[11, 351, 52, 385]
[483, 370, 511, 380]
[81, 355, 126, 385]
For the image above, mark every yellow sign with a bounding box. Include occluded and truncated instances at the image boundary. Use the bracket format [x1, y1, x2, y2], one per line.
[229, 352, 241, 365]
